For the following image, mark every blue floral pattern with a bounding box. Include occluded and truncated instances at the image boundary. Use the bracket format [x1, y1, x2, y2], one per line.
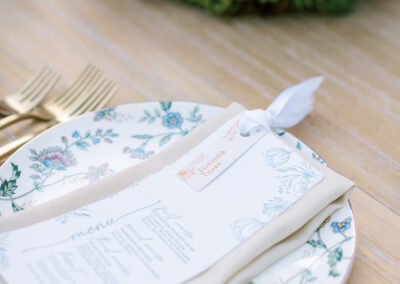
[83, 164, 114, 183]
[305, 217, 353, 279]
[94, 106, 115, 121]
[331, 217, 351, 233]
[263, 197, 291, 219]
[0, 129, 119, 212]
[125, 102, 203, 160]
[264, 148, 291, 168]
[276, 161, 323, 195]
[232, 145, 322, 247]
[252, 128, 354, 283]
[36, 146, 76, 171]
[231, 217, 265, 242]
[312, 152, 328, 166]
[263, 147, 322, 196]
[94, 106, 135, 122]
[162, 112, 183, 129]
[123, 147, 154, 160]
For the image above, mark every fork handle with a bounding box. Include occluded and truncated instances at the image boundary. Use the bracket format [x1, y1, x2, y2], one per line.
[0, 113, 51, 130]
[0, 133, 36, 159]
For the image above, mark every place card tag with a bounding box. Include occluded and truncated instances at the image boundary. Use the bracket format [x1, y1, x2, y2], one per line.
[177, 115, 265, 191]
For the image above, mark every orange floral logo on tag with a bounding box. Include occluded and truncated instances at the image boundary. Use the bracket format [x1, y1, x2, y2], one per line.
[177, 153, 205, 181]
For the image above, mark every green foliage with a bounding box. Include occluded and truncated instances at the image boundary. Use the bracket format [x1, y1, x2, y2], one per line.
[0, 163, 21, 197]
[160, 101, 172, 112]
[328, 247, 343, 277]
[131, 134, 155, 140]
[11, 201, 23, 212]
[174, 0, 356, 14]
[138, 109, 157, 124]
[75, 141, 91, 151]
[301, 269, 318, 282]
[307, 239, 327, 249]
[160, 133, 173, 146]
[187, 105, 203, 123]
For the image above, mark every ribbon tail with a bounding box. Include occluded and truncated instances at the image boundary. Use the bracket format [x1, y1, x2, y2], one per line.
[238, 77, 324, 135]
[267, 76, 324, 128]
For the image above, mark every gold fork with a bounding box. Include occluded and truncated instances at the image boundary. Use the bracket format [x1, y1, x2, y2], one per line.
[0, 64, 101, 129]
[0, 64, 118, 159]
[0, 66, 60, 129]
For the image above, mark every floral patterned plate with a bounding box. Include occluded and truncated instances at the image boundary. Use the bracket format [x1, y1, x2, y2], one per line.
[0, 102, 355, 283]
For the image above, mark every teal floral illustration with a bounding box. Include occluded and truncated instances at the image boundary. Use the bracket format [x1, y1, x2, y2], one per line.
[262, 197, 291, 219]
[232, 146, 322, 245]
[94, 106, 115, 121]
[274, 129, 286, 136]
[123, 147, 154, 160]
[162, 112, 183, 129]
[0, 163, 22, 212]
[94, 106, 135, 122]
[54, 208, 92, 224]
[296, 141, 302, 150]
[231, 217, 265, 242]
[276, 161, 322, 195]
[83, 164, 114, 183]
[29, 128, 118, 190]
[0, 163, 21, 197]
[125, 102, 203, 160]
[281, 217, 353, 282]
[312, 152, 327, 166]
[275, 130, 327, 167]
[36, 146, 76, 171]
[331, 217, 351, 233]
[47, 164, 115, 189]
[0, 129, 119, 212]
[264, 148, 291, 168]
[299, 269, 317, 283]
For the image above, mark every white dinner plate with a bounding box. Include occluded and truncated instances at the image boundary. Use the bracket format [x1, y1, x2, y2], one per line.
[0, 102, 355, 283]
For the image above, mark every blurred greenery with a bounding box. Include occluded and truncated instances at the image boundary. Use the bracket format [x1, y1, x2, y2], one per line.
[174, 0, 357, 15]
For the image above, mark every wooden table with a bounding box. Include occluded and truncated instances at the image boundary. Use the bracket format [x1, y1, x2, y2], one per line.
[0, 0, 399, 282]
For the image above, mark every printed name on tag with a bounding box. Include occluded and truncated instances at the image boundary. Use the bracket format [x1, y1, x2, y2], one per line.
[177, 116, 265, 191]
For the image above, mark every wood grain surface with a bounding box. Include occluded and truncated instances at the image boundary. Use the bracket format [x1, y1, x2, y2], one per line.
[0, 0, 399, 283]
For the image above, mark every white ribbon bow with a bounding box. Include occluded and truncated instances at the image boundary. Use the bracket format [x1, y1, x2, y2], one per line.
[239, 77, 324, 136]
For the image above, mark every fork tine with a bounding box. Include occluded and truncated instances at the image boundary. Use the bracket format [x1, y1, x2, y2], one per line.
[18, 66, 48, 95]
[60, 67, 103, 109]
[27, 72, 61, 103]
[20, 69, 56, 102]
[76, 81, 116, 115]
[51, 63, 95, 104]
[91, 82, 118, 111]
[67, 77, 109, 117]
[20, 67, 54, 100]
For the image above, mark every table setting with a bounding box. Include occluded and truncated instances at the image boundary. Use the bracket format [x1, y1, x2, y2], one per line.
[0, 0, 399, 283]
[0, 71, 356, 283]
